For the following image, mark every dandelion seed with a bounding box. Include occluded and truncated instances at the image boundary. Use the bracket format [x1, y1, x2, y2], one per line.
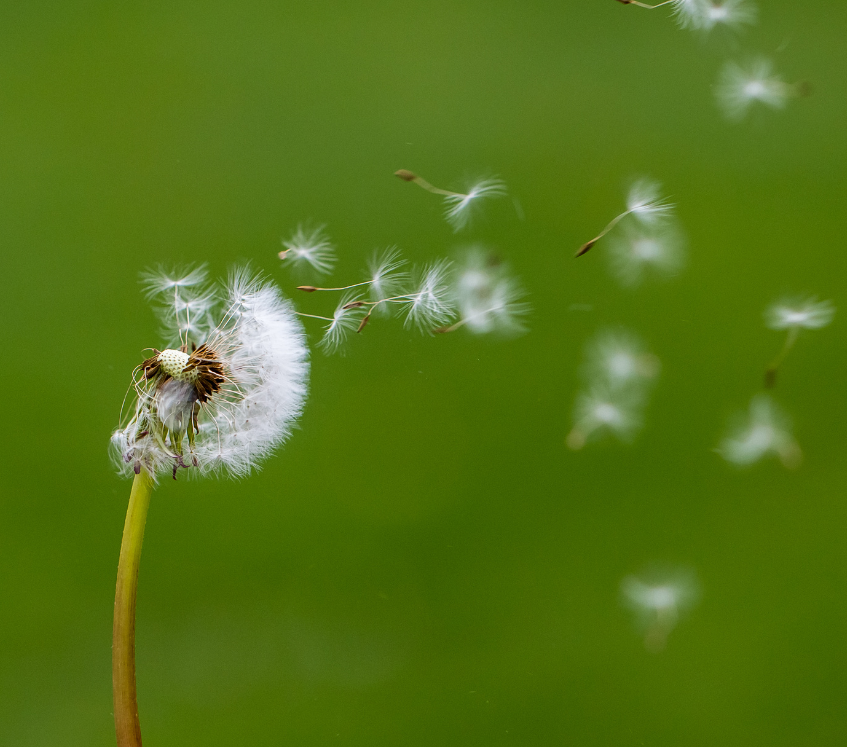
[716, 58, 797, 121]
[607, 222, 686, 287]
[718, 394, 802, 468]
[279, 224, 336, 275]
[441, 248, 529, 335]
[320, 293, 365, 353]
[113, 266, 309, 480]
[367, 247, 409, 312]
[765, 297, 835, 331]
[140, 264, 210, 298]
[576, 177, 675, 258]
[700, 0, 757, 31]
[443, 178, 507, 232]
[626, 179, 675, 227]
[763, 296, 834, 387]
[583, 328, 660, 392]
[395, 169, 507, 232]
[403, 259, 457, 332]
[621, 566, 699, 652]
[566, 386, 644, 450]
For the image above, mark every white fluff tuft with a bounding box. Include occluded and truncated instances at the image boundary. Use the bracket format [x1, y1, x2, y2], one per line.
[112, 266, 309, 480]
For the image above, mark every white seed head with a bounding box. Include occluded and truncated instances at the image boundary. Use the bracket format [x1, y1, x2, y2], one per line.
[716, 58, 791, 121]
[367, 247, 408, 313]
[701, 0, 757, 31]
[280, 223, 336, 275]
[621, 566, 699, 651]
[443, 177, 507, 232]
[670, 0, 709, 30]
[140, 267, 218, 346]
[451, 248, 529, 335]
[569, 386, 645, 448]
[765, 297, 835, 331]
[319, 292, 364, 354]
[583, 328, 660, 392]
[403, 259, 457, 331]
[626, 179, 674, 226]
[718, 394, 802, 469]
[607, 222, 686, 288]
[113, 266, 309, 480]
[140, 265, 210, 299]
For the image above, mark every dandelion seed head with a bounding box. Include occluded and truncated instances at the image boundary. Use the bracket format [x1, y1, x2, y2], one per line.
[716, 58, 790, 120]
[702, 0, 757, 31]
[572, 386, 644, 446]
[112, 266, 309, 480]
[319, 292, 363, 354]
[765, 297, 835, 331]
[670, 0, 708, 30]
[403, 260, 456, 331]
[625, 179, 674, 226]
[451, 248, 528, 335]
[719, 394, 802, 469]
[280, 224, 336, 275]
[584, 328, 660, 392]
[367, 247, 408, 311]
[140, 265, 210, 298]
[608, 223, 686, 288]
[443, 177, 507, 232]
[621, 566, 699, 651]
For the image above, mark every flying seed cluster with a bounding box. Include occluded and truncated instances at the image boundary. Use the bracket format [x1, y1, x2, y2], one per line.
[279, 211, 527, 352]
[617, 0, 807, 120]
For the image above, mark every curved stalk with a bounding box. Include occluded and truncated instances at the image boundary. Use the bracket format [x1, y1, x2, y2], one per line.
[764, 326, 799, 388]
[113, 469, 154, 747]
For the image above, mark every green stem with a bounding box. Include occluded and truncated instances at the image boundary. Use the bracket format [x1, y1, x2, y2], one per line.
[764, 326, 799, 388]
[113, 469, 154, 747]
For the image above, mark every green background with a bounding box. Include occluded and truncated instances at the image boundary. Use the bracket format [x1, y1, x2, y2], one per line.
[2, 1, 846, 744]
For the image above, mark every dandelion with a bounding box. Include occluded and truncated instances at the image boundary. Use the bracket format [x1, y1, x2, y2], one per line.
[576, 178, 675, 257]
[566, 386, 644, 450]
[718, 394, 802, 468]
[279, 223, 336, 275]
[621, 566, 699, 652]
[607, 222, 686, 287]
[110, 266, 308, 746]
[438, 248, 529, 335]
[763, 296, 834, 387]
[583, 328, 661, 392]
[715, 58, 803, 121]
[700, 0, 757, 31]
[395, 169, 507, 232]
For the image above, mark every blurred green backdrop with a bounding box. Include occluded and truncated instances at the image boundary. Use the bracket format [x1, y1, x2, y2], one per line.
[2, 1, 846, 745]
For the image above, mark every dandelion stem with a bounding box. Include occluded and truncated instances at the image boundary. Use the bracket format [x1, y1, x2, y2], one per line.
[576, 210, 631, 257]
[113, 468, 154, 747]
[764, 326, 800, 388]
